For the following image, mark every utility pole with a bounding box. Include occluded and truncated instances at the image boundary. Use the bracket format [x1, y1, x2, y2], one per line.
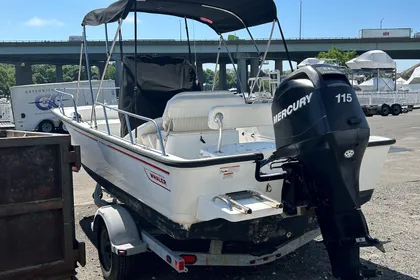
[380, 18, 384, 29]
[299, 0, 303, 39]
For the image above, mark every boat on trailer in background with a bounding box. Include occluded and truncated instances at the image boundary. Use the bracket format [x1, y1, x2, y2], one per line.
[52, 0, 396, 279]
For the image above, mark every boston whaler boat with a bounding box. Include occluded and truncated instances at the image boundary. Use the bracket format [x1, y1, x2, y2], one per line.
[52, 0, 396, 279]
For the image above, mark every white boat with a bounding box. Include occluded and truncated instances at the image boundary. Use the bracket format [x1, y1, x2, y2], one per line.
[52, 0, 396, 279]
[59, 92, 393, 225]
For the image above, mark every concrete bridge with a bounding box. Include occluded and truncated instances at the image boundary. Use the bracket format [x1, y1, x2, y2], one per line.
[2, 37, 420, 88]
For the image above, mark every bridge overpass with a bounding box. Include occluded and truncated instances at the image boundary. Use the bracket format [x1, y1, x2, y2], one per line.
[1, 37, 420, 87]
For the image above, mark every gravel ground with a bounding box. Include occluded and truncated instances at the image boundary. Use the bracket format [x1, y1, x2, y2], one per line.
[73, 111, 420, 280]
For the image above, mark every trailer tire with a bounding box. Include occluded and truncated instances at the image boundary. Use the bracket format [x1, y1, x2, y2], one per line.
[98, 222, 135, 280]
[391, 104, 402, 116]
[380, 104, 391, 116]
[58, 121, 68, 133]
[37, 120, 55, 133]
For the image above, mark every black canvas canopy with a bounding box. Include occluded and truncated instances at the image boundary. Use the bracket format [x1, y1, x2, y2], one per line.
[82, 0, 277, 34]
[118, 55, 200, 137]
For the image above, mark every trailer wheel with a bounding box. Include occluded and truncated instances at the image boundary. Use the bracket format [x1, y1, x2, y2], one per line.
[98, 222, 135, 280]
[391, 104, 402, 116]
[380, 104, 391, 116]
[58, 122, 68, 133]
[37, 120, 55, 133]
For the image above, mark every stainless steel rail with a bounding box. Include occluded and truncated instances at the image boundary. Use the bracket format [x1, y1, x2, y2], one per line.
[95, 102, 167, 156]
[55, 89, 80, 122]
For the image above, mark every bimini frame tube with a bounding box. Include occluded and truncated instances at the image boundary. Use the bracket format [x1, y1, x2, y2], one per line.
[82, 25, 97, 129]
[212, 37, 222, 91]
[75, 40, 84, 105]
[91, 19, 124, 127]
[184, 17, 193, 63]
[104, 23, 110, 55]
[192, 21, 198, 72]
[202, 4, 261, 57]
[134, 12, 138, 138]
[276, 17, 294, 72]
[200, 4, 267, 98]
[249, 20, 276, 95]
[118, 26, 124, 61]
[220, 34, 246, 102]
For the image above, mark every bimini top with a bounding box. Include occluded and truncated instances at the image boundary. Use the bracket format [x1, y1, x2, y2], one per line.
[81, 0, 278, 34]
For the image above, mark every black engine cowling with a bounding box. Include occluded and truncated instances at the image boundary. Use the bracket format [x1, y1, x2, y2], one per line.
[270, 65, 384, 279]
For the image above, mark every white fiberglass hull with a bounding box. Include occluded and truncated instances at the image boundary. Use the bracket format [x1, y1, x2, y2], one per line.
[239, 126, 393, 194]
[66, 122, 283, 224]
[52, 105, 394, 241]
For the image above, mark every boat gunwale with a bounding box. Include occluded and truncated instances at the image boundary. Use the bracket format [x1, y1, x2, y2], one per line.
[53, 109, 396, 169]
[54, 110, 265, 169]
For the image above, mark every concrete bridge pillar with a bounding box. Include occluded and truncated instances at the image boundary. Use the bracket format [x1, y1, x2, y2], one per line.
[196, 62, 204, 87]
[56, 65, 63, 82]
[275, 60, 283, 74]
[237, 58, 247, 93]
[219, 63, 227, 90]
[97, 62, 106, 80]
[250, 58, 260, 78]
[15, 63, 33, 85]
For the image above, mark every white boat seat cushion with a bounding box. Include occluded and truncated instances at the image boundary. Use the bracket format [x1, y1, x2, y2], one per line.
[207, 103, 273, 130]
[124, 117, 163, 149]
[162, 91, 245, 132]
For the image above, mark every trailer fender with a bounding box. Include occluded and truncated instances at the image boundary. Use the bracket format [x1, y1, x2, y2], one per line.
[91, 204, 148, 256]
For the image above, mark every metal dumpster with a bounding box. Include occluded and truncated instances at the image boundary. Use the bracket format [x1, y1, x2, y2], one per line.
[0, 130, 85, 280]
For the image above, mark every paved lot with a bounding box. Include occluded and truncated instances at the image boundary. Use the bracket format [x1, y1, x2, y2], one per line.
[74, 111, 420, 280]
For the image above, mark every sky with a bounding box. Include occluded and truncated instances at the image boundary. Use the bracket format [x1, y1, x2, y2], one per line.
[1, 0, 420, 72]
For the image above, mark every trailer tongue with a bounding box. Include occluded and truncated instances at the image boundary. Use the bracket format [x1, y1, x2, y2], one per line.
[265, 64, 387, 279]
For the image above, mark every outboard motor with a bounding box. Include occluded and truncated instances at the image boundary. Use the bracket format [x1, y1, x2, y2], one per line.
[268, 65, 385, 279]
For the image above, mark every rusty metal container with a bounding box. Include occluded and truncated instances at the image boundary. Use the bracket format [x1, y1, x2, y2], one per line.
[0, 130, 85, 280]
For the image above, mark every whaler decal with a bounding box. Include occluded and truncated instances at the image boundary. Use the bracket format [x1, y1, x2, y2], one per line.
[219, 165, 240, 179]
[273, 92, 313, 124]
[144, 168, 170, 191]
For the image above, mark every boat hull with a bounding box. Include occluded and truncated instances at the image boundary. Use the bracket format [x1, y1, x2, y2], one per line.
[54, 107, 394, 242]
[84, 162, 319, 243]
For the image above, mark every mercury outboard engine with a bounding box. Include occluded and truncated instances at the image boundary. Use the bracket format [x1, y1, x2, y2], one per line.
[267, 65, 386, 279]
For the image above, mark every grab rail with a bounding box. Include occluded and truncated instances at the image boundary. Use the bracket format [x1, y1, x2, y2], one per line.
[54, 90, 166, 156]
[55, 89, 80, 122]
[95, 102, 167, 156]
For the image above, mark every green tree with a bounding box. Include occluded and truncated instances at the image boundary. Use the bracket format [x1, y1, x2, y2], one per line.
[317, 46, 358, 67]
[32, 64, 56, 84]
[203, 68, 215, 85]
[104, 64, 116, 80]
[227, 34, 239, 41]
[283, 70, 292, 76]
[62, 65, 80, 82]
[226, 69, 237, 88]
[88, 66, 99, 80]
[0, 62, 117, 97]
[202, 68, 238, 90]
[0, 64, 15, 97]
[62, 64, 116, 82]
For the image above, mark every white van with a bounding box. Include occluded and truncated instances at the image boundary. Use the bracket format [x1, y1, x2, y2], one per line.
[10, 80, 117, 133]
